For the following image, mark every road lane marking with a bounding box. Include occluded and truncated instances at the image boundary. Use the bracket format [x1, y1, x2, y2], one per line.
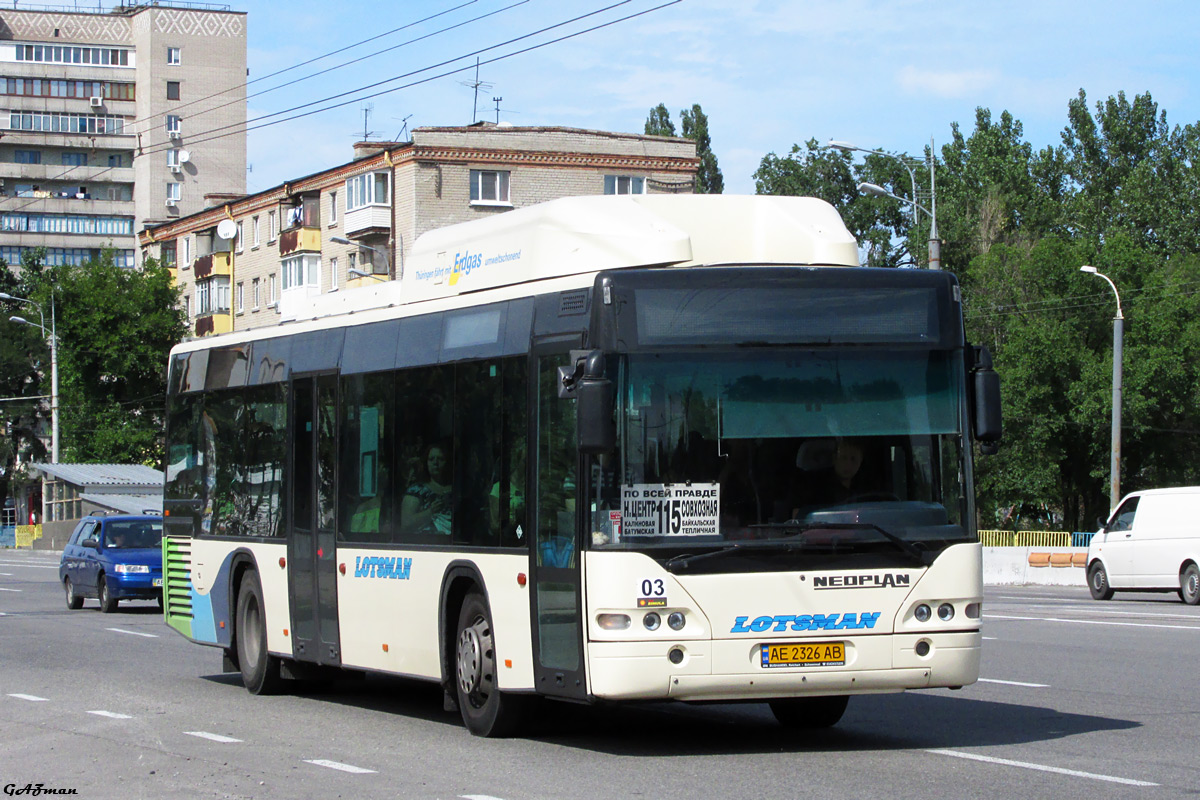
[982, 636, 997, 640]
[0, 572, 12, 576]
[988, 613, 1200, 631]
[304, 759, 377, 774]
[994, 603, 1200, 620]
[0, 562, 60, 569]
[8, 694, 48, 702]
[106, 627, 159, 638]
[927, 748, 1158, 786]
[185, 731, 243, 743]
[978, 678, 1049, 688]
[0, 588, 22, 592]
[462, 795, 510, 800]
[88, 710, 133, 719]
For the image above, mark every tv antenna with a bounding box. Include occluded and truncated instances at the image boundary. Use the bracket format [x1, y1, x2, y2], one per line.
[458, 57, 493, 123]
[356, 103, 379, 140]
[492, 97, 504, 123]
[393, 114, 413, 142]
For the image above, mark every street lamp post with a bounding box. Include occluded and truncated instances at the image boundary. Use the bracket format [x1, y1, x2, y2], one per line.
[1080, 265, 1124, 514]
[2, 291, 58, 462]
[827, 139, 940, 269]
[330, 236, 391, 280]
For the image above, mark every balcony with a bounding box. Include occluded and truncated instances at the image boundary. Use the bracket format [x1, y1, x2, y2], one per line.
[279, 226, 320, 256]
[343, 205, 391, 238]
[195, 312, 233, 337]
[193, 251, 232, 279]
[0, 163, 135, 184]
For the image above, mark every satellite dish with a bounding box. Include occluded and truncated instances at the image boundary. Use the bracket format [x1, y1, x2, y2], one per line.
[178, 150, 191, 163]
[216, 219, 238, 240]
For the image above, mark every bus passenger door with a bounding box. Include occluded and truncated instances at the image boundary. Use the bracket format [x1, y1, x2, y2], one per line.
[528, 345, 588, 699]
[288, 373, 341, 665]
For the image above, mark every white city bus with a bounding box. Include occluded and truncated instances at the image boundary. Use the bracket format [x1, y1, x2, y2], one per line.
[162, 194, 1002, 736]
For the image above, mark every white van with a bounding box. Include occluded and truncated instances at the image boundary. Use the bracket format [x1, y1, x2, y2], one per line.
[1087, 487, 1200, 604]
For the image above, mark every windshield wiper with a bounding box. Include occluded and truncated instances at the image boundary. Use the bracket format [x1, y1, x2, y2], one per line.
[663, 522, 932, 573]
[664, 540, 806, 573]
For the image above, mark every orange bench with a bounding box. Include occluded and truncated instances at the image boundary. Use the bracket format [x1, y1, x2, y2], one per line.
[1071, 552, 1088, 567]
[1049, 553, 1074, 567]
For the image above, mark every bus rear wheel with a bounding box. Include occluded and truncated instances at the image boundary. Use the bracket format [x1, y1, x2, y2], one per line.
[769, 695, 849, 729]
[455, 591, 523, 737]
[236, 570, 282, 695]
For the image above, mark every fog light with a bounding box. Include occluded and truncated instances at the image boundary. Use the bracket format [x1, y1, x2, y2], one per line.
[938, 603, 955, 621]
[667, 611, 685, 631]
[915, 640, 931, 657]
[914, 604, 932, 622]
[668, 647, 685, 664]
[597, 613, 630, 630]
[643, 612, 661, 630]
[965, 602, 982, 619]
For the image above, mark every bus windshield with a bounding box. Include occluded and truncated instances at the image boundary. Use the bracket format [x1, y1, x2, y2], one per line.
[588, 349, 971, 569]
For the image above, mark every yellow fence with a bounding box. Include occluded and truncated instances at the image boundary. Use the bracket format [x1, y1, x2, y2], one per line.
[978, 529, 1071, 547]
[15, 524, 43, 548]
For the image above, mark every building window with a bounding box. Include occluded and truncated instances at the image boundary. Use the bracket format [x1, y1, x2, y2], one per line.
[345, 172, 389, 211]
[14, 150, 42, 164]
[329, 191, 338, 224]
[252, 215, 260, 246]
[605, 175, 646, 195]
[348, 252, 356, 274]
[9, 111, 125, 134]
[268, 273, 277, 306]
[236, 281, 244, 313]
[470, 169, 510, 204]
[167, 183, 181, 202]
[61, 152, 88, 167]
[268, 210, 277, 241]
[181, 236, 191, 265]
[281, 254, 320, 291]
[166, 115, 181, 136]
[1, 212, 133, 235]
[167, 148, 181, 168]
[108, 153, 126, 168]
[182, 294, 190, 319]
[166, 81, 180, 101]
[252, 277, 260, 310]
[15, 45, 130, 67]
[196, 276, 230, 315]
[160, 240, 176, 269]
[330, 256, 338, 291]
[167, 47, 181, 65]
[235, 221, 244, 253]
[4, 78, 133, 101]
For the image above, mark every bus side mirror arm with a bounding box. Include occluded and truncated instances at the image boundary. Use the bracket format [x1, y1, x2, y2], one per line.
[575, 350, 616, 455]
[971, 345, 1002, 454]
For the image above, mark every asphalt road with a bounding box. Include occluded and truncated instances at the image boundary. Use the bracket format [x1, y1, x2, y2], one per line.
[2, 549, 1198, 800]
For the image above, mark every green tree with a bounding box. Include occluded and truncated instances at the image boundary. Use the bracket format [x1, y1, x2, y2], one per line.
[19, 252, 187, 465]
[680, 103, 723, 194]
[644, 103, 675, 137]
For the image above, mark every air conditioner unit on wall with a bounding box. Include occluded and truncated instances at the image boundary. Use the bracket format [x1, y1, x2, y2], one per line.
[165, 198, 177, 208]
[169, 164, 182, 174]
[168, 131, 181, 140]
[89, 96, 103, 108]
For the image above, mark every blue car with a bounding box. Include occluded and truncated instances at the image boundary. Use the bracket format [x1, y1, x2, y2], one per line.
[59, 514, 164, 613]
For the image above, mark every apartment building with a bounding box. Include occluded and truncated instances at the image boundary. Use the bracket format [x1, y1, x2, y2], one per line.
[0, 1, 246, 271]
[138, 123, 699, 338]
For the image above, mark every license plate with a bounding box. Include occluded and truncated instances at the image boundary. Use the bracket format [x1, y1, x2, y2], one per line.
[153, 578, 163, 587]
[761, 641, 845, 668]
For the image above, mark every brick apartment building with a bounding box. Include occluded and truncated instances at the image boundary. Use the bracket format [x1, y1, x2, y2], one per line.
[138, 123, 699, 337]
[0, 1, 246, 271]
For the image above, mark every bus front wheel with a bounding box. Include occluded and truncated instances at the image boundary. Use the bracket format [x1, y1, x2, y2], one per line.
[769, 695, 849, 729]
[236, 570, 282, 695]
[455, 590, 523, 737]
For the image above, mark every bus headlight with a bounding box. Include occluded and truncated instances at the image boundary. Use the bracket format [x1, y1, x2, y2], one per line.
[937, 603, 955, 621]
[913, 604, 932, 622]
[667, 611, 686, 631]
[597, 614, 630, 630]
[643, 612, 661, 631]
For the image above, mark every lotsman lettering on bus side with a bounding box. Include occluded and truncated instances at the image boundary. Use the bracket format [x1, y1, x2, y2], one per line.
[730, 612, 881, 633]
[353, 556, 413, 580]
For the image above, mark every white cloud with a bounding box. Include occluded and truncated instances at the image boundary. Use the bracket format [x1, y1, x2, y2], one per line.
[897, 66, 1000, 99]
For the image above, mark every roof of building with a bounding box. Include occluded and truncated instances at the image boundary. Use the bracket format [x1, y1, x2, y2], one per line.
[80, 493, 163, 516]
[33, 463, 164, 489]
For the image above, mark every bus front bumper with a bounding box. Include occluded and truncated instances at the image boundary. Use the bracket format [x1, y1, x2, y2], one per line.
[587, 631, 980, 702]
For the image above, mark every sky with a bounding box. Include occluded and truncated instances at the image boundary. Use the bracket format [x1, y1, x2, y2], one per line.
[231, 0, 1200, 196]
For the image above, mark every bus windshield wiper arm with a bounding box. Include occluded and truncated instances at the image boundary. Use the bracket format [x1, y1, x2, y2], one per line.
[664, 540, 803, 573]
[801, 521, 932, 565]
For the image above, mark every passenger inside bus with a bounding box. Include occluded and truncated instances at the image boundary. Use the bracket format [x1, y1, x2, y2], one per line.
[400, 443, 453, 536]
